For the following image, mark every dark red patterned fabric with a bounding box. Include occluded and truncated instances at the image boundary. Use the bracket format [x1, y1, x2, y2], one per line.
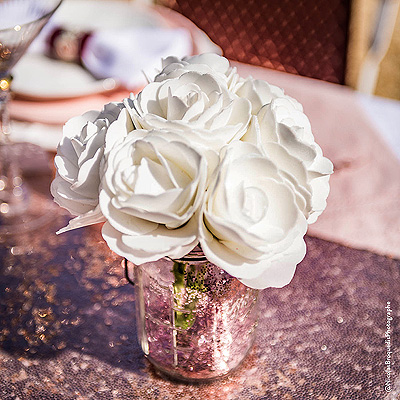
[160, 0, 351, 84]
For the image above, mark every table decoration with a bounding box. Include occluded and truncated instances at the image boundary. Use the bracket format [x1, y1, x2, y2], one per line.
[51, 53, 333, 381]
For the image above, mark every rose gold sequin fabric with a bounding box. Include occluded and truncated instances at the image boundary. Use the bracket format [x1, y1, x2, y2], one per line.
[0, 195, 399, 399]
[160, 0, 351, 84]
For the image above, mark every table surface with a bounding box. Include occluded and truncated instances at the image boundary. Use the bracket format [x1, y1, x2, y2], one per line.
[2, 30, 400, 400]
[0, 197, 399, 400]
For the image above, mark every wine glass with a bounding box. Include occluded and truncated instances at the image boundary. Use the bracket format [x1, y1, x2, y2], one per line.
[0, 0, 62, 236]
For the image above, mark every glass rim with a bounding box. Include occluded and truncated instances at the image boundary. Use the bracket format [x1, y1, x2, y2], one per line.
[169, 245, 208, 262]
[0, 0, 63, 33]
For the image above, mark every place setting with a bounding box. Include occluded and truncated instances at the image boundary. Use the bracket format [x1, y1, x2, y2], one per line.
[8, 0, 220, 149]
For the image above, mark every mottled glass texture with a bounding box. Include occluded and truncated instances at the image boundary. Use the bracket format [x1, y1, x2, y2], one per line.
[132, 250, 260, 382]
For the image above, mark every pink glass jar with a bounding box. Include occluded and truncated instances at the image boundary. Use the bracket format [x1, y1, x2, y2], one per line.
[129, 248, 260, 382]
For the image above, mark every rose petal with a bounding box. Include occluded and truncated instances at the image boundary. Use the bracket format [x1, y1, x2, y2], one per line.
[239, 234, 307, 289]
[56, 205, 106, 234]
[102, 217, 198, 264]
[99, 188, 158, 235]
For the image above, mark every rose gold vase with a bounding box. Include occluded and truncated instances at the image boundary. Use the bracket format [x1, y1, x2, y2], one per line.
[127, 248, 260, 382]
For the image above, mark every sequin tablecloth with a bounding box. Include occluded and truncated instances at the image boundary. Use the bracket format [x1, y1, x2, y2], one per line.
[0, 171, 399, 400]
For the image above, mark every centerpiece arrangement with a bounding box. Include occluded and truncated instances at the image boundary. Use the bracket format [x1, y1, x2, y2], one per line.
[51, 54, 333, 381]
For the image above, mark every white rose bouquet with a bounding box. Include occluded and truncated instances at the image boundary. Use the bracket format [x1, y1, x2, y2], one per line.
[51, 54, 333, 290]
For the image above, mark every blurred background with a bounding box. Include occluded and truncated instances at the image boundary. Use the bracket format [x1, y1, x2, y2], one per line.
[154, 0, 400, 99]
[347, 0, 400, 99]
[6, 0, 400, 150]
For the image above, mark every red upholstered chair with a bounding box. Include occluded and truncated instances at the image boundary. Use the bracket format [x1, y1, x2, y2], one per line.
[159, 0, 352, 84]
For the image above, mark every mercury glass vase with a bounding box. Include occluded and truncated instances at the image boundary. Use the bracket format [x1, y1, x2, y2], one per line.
[128, 247, 260, 382]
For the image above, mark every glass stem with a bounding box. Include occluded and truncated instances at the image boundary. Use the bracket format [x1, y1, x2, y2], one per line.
[0, 78, 26, 217]
[0, 81, 11, 143]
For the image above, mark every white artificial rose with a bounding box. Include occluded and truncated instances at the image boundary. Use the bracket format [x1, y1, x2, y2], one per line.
[241, 89, 333, 223]
[126, 66, 251, 152]
[234, 76, 285, 114]
[199, 141, 307, 290]
[100, 130, 209, 264]
[51, 102, 134, 233]
[155, 53, 240, 90]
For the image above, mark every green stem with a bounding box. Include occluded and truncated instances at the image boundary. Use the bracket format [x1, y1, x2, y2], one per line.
[172, 261, 206, 330]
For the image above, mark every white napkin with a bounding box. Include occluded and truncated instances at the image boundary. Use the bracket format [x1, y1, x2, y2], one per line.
[30, 23, 193, 90]
[81, 26, 193, 88]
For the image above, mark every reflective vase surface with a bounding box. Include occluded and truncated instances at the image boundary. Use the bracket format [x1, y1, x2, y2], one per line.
[129, 248, 260, 382]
